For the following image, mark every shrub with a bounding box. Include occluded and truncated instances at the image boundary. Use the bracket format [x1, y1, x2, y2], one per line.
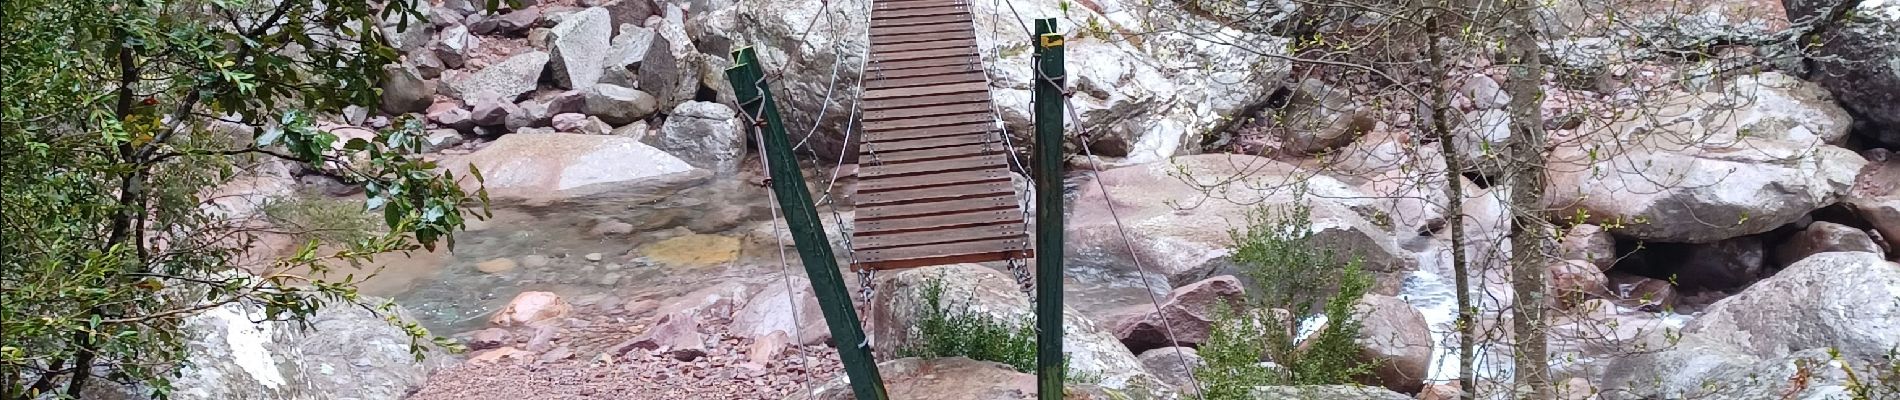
[1197, 203, 1376, 399]
[897, 272, 1040, 372]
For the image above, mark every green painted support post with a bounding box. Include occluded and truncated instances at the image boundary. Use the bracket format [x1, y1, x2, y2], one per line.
[1032, 18, 1068, 400]
[724, 47, 888, 400]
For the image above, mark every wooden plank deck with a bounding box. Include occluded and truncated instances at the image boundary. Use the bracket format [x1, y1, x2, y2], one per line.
[850, 0, 1030, 271]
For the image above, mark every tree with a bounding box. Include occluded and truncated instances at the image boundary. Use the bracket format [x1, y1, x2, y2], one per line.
[0, 0, 484, 397]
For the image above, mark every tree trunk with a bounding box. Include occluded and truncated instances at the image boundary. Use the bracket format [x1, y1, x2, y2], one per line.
[1423, 12, 1480, 398]
[1499, 0, 1552, 396]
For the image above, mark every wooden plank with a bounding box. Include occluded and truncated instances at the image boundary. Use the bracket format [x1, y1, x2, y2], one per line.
[871, 22, 970, 37]
[852, 238, 1033, 271]
[860, 152, 1007, 179]
[869, 30, 976, 46]
[864, 131, 990, 150]
[863, 81, 989, 101]
[871, 5, 968, 19]
[874, 0, 963, 7]
[876, 13, 975, 28]
[865, 71, 985, 91]
[871, 144, 998, 164]
[865, 112, 993, 131]
[861, 92, 992, 111]
[863, 121, 993, 142]
[856, 209, 1023, 236]
[855, 193, 1016, 221]
[865, 63, 982, 81]
[870, 37, 979, 54]
[864, 101, 993, 122]
[873, 0, 963, 8]
[853, 223, 1026, 250]
[869, 54, 980, 71]
[857, 168, 1010, 192]
[873, 46, 979, 63]
[856, 178, 1014, 206]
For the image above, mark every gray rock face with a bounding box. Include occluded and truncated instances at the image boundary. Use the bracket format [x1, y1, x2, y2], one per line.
[1271, 79, 1375, 155]
[380, 63, 435, 114]
[470, 8, 540, 35]
[1136, 347, 1205, 394]
[1774, 221, 1881, 267]
[1795, 0, 1900, 136]
[583, 84, 658, 125]
[1547, 134, 1866, 243]
[449, 51, 548, 103]
[650, 101, 743, 173]
[438, 133, 699, 205]
[641, 6, 698, 111]
[132, 300, 455, 400]
[546, 7, 611, 90]
[1352, 294, 1433, 394]
[1070, 154, 1411, 286]
[1682, 251, 1900, 361]
[599, 0, 657, 35]
[1114, 275, 1247, 353]
[422, 129, 465, 152]
[1557, 224, 1618, 271]
[870, 264, 1164, 392]
[434, 25, 479, 69]
[606, 24, 656, 68]
[469, 98, 522, 127]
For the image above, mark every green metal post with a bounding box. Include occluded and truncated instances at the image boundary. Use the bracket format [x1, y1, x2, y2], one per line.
[1032, 18, 1068, 400]
[725, 47, 888, 400]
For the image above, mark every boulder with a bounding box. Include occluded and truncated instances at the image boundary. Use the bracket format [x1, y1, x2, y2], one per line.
[1557, 224, 1617, 271]
[605, 24, 656, 69]
[380, 63, 435, 114]
[545, 7, 611, 90]
[1449, 108, 1512, 172]
[422, 129, 465, 152]
[1351, 294, 1433, 394]
[1459, 73, 1510, 110]
[489, 291, 570, 327]
[115, 300, 456, 400]
[426, 101, 474, 132]
[1548, 259, 1609, 307]
[469, 8, 540, 35]
[1682, 251, 1900, 361]
[438, 133, 699, 204]
[619, 311, 707, 361]
[1774, 221, 1881, 267]
[1598, 338, 1880, 400]
[871, 264, 1165, 392]
[1793, 0, 1900, 137]
[1546, 134, 1865, 243]
[641, 6, 699, 111]
[1270, 79, 1375, 155]
[599, 0, 657, 35]
[652, 280, 753, 325]
[649, 101, 744, 174]
[447, 51, 548, 103]
[1114, 275, 1247, 353]
[1070, 154, 1411, 286]
[1136, 347, 1205, 394]
[468, 98, 522, 127]
[1247, 385, 1412, 400]
[729, 276, 831, 345]
[434, 25, 479, 69]
[582, 84, 659, 126]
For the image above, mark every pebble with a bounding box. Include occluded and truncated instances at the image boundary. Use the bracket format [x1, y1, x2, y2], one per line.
[585, 252, 604, 261]
[522, 255, 551, 268]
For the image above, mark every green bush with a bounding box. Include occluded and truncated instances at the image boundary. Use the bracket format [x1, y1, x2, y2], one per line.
[897, 273, 1040, 372]
[1197, 203, 1376, 399]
